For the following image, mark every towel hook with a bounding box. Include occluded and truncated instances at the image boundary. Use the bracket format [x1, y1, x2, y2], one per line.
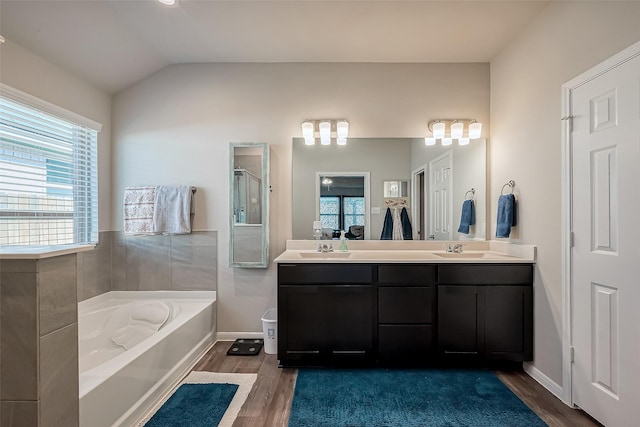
[464, 188, 475, 200]
[501, 180, 515, 195]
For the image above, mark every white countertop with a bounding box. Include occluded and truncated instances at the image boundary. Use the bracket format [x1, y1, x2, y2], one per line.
[274, 240, 536, 264]
[0, 244, 96, 260]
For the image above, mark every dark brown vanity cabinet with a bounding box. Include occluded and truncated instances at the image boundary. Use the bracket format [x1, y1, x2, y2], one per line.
[377, 265, 436, 364]
[437, 264, 534, 362]
[277, 264, 375, 366]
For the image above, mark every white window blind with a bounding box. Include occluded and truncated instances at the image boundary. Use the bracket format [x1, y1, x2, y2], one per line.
[0, 94, 99, 246]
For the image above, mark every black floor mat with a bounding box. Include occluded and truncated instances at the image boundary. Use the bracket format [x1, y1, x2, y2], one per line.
[226, 338, 264, 356]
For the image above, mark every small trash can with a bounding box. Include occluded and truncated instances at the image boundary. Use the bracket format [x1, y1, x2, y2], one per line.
[261, 308, 277, 354]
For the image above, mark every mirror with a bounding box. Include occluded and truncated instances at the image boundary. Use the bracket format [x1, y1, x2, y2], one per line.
[292, 137, 486, 241]
[229, 143, 269, 267]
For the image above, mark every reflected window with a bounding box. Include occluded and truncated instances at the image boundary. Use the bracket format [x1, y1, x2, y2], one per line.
[320, 196, 365, 231]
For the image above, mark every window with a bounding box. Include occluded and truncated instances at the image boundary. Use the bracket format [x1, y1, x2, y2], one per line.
[0, 86, 100, 246]
[319, 196, 365, 231]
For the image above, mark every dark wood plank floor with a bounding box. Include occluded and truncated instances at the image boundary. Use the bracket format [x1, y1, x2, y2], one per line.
[193, 341, 601, 427]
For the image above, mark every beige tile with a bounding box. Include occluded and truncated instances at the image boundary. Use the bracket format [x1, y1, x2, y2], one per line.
[0, 273, 38, 400]
[126, 243, 171, 291]
[1, 401, 39, 427]
[170, 231, 217, 247]
[77, 232, 111, 302]
[39, 255, 77, 336]
[39, 323, 78, 427]
[171, 245, 217, 291]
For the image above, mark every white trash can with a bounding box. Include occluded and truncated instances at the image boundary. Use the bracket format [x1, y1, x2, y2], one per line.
[261, 308, 278, 354]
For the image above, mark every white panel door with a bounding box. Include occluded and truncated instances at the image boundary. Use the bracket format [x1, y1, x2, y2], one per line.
[571, 53, 640, 426]
[428, 151, 452, 240]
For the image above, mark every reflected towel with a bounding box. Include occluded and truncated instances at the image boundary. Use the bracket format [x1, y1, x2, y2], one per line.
[392, 208, 403, 240]
[152, 185, 193, 234]
[400, 207, 413, 240]
[123, 186, 156, 234]
[457, 200, 476, 234]
[496, 194, 517, 238]
[380, 208, 393, 240]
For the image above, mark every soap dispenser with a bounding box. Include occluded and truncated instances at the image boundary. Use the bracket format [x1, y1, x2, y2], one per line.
[339, 230, 348, 252]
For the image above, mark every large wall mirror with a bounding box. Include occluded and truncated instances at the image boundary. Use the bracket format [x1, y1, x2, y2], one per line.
[229, 143, 269, 267]
[292, 137, 486, 241]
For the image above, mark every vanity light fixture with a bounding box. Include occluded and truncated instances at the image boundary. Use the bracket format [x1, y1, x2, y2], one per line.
[157, 0, 177, 5]
[426, 118, 482, 146]
[300, 119, 349, 145]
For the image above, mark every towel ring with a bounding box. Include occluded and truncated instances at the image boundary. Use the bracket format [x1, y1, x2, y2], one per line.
[501, 180, 515, 195]
[464, 188, 475, 200]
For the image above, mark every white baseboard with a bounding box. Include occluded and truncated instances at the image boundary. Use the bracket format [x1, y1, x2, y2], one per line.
[216, 331, 264, 341]
[523, 362, 565, 402]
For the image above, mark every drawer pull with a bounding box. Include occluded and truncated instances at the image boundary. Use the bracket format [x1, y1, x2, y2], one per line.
[332, 350, 367, 355]
[287, 350, 320, 354]
[444, 351, 478, 355]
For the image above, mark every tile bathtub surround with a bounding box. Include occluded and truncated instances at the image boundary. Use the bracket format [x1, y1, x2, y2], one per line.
[39, 255, 77, 336]
[77, 232, 112, 302]
[112, 231, 218, 292]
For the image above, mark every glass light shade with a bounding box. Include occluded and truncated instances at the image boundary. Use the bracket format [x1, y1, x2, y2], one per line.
[337, 137, 347, 145]
[157, 0, 176, 5]
[441, 137, 453, 146]
[458, 137, 470, 146]
[304, 137, 315, 145]
[451, 121, 464, 139]
[301, 121, 314, 139]
[425, 137, 436, 146]
[319, 121, 331, 145]
[336, 121, 349, 139]
[432, 121, 446, 139]
[469, 121, 482, 139]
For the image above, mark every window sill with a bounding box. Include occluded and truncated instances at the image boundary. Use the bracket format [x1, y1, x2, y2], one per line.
[0, 244, 96, 260]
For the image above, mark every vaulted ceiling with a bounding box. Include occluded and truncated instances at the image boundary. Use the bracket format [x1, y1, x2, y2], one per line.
[0, 1, 549, 93]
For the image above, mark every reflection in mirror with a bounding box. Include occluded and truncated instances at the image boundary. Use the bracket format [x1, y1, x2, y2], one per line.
[292, 137, 486, 241]
[229, 143, 269, 267]
[384, 180, 409, 198]
[315, 172, 370, 240]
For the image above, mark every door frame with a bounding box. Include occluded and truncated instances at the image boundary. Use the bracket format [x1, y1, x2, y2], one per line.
[411, 164, 427, 240]
[561, 40, 640, 406]
[428, 150, 453, 241]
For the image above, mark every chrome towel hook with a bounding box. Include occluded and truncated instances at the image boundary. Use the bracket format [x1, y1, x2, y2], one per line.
[464, 188, 475, 200]
[501, 180, 515, 195]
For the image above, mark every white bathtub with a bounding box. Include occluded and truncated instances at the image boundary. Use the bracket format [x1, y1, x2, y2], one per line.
[78, 291, 216, 427]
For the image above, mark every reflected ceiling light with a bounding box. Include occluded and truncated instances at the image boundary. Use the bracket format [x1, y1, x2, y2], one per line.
[157, 0, 177, 5]
[424, 137, 436, 146]
[300, 119, 349, 146]
[426, 118, 483, 146]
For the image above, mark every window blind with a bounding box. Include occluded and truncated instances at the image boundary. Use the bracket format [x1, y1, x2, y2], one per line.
[0, 95, 98, 246]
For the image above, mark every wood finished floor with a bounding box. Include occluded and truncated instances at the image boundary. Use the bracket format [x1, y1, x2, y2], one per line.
[193, 341, 601, 427]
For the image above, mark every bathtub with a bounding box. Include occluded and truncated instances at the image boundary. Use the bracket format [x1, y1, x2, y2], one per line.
[78, 291, 216, 427]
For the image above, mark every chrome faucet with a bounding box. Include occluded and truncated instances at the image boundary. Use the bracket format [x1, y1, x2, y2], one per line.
[444, 243, 464, 253]
[316, 243, 334, 253]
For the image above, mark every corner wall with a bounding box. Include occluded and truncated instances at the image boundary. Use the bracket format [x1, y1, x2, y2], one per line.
[490, 1, 640, 387]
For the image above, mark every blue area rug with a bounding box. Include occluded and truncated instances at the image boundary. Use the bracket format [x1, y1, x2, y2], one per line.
[289, 369, 547, 427]
[145, 383, 238, 427]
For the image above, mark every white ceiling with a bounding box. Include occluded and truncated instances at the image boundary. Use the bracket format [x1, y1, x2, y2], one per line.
[0, 1, 550, 94]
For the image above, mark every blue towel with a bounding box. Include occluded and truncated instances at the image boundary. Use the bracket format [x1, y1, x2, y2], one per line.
[496, 194, 517, 238]
[380, 207, 393, 240]
[457, 200, 476, 234]
[400, 207, 413, 240]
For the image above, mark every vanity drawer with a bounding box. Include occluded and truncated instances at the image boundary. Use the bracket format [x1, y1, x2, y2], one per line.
[437, 264, 533, 285]
[377, 265, 436, 285]
[378, 325, 434, 362]
[378, 286, 434, 324]
[278, 264, 372, 284]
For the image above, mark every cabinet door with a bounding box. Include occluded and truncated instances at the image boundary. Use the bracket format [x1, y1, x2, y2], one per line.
[484, 286, 533, 361]
[279, 286, 325, 361]
[326, 285, 373, 360]
[437, 285, 483, 359]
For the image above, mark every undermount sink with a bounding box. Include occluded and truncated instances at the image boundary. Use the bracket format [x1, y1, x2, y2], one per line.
[433, 251, 513, 259]
[298, 252, 353, 259]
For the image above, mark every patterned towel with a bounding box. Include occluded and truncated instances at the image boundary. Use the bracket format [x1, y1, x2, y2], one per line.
[123, 186, 156, 234]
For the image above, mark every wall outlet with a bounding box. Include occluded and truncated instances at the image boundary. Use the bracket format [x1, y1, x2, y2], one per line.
[371, 207, 381, 214]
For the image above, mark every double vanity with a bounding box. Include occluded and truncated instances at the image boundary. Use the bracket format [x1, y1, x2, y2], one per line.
[275, 240, 535, 368]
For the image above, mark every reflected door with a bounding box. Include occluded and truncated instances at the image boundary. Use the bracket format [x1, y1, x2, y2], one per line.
[429, 151, 452, 240]
[570, 50, 640, 425]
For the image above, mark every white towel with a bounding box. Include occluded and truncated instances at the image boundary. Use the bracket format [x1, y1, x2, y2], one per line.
[152, 185, 193, 234]
[123, 186, 156, 234]
[111, 301, 171, 350]
[392, 207, 404, 240]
